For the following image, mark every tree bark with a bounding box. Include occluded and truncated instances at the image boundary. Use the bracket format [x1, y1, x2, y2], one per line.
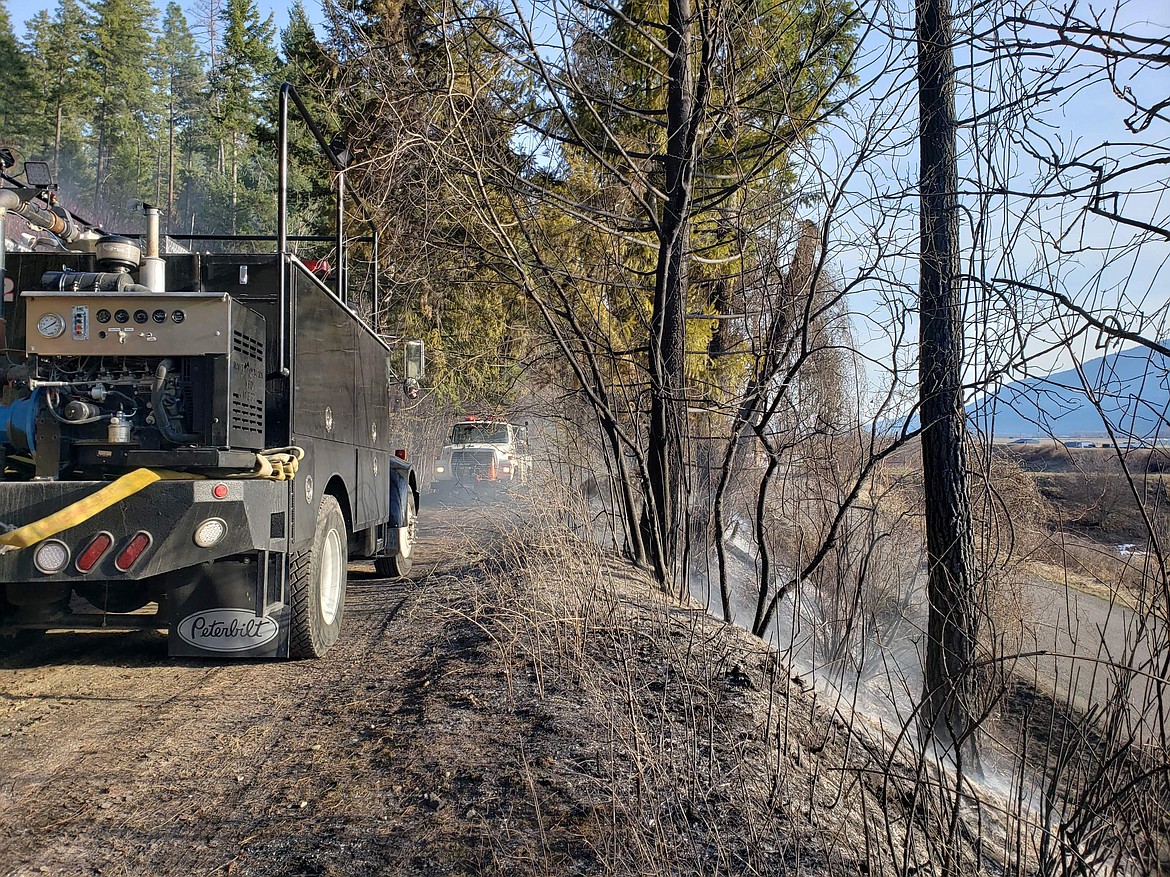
[93, 119, 105, 215]
[916, 0, 980, 765]
[230, 136, 238, 234]
[646, 0, 694, 587]
[168, 88, 176, 215]
[53, 102, 62, 175]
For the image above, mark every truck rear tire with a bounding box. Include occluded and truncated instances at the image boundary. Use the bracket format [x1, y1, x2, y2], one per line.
[375, 492, 416, 578]
[289, 495, 347, 659]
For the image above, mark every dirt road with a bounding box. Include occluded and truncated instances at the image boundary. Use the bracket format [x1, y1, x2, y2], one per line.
[0, 507, 509, 877]
[1018, 575, 1169, 739]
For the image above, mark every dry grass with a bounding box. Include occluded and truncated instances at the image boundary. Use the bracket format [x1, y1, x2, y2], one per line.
[445, 491, 1035, 876]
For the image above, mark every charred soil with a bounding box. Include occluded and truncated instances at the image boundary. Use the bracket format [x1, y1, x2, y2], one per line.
[0, 502, 1002, 876]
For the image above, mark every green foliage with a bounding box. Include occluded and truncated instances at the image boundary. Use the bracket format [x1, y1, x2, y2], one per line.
[156, 3, 205, 214]
[0, 2, 39, 156]
[194, 0, 278, 233]
[215, 0, 276, 135]
[85, 0, 159, 221]
[316, 0, 540, 407]
[21, 0, 92, 195]
[2, 0, 290, 235]
[0, 0, 854, 415]
[535, 0, 858, 409]
[278, 1, 336, 241]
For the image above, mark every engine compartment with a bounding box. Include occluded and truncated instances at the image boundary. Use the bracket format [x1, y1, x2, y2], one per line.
[4, 281, 268, 481]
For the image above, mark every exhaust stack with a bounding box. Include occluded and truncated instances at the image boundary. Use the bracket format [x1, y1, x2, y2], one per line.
[140, 204, 165, 292]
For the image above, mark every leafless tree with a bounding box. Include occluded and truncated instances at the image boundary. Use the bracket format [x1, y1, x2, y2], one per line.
[317, 0, 1170, 869]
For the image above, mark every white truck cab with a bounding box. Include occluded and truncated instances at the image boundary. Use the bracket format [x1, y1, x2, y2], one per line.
[433, 418, 532, 490]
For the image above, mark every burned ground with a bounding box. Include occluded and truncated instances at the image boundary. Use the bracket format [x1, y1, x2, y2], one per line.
[0, 502, 1018, 876]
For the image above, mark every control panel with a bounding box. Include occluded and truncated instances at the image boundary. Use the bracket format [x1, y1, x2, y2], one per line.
[23, 292, 245, 356]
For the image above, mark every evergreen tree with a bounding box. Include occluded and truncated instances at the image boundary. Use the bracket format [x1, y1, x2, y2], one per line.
[22, 0, 91, 191]
[85, 0, 159, 221]
[279, 1, 336, 240]
[0, 1, 37, 157]
[281, 1, 328, 90]
[323, 0, 538, 398]
[208, 0, 277, 233]
[155, 3, 204, 222]
[527, 0, 858, 577]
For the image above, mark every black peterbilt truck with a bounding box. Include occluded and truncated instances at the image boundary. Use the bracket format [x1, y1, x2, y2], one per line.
[0, 85, 420, 658]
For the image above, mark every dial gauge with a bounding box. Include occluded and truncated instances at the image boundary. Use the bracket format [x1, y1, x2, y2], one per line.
[37, 313, 66, 338]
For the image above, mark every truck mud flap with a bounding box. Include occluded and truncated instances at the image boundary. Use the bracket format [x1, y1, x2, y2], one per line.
[167, 554, 290, 659]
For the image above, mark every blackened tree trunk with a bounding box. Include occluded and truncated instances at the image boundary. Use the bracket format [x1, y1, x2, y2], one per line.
[646, 0, 695, 586]
[916, 0, 980, 764]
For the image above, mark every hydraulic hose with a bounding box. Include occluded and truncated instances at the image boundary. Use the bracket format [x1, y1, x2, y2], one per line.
[151, 358, 199, 444]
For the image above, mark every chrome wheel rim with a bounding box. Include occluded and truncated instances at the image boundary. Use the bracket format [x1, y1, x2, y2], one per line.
[319, 525, 344, 625]
[399, 499, 417, 558]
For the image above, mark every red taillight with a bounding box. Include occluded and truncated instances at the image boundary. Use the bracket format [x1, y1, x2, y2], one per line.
[212, 482, 229, 499]
[75, 532, 113, 573]
[395, 449, 407, 460]
[115, 531, 153, 572]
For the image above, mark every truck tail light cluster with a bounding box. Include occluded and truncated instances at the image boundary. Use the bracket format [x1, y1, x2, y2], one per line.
[114, 531, 153, 572]
[34, 528, 160, 576]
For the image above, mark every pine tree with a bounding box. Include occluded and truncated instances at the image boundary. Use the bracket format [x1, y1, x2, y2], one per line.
[209, 0, 277, 233]
[22, 0, 91, 189]
[538, 0, 858, 580]
[281, 1, 327, 90]
[23, 0, 88, 173]
[155, 3, 204, 221]
[85, 0, 159, 221]
[323, 0, 538, 394]
[0, 1, 37, 157]
[280, 0, 335, 238]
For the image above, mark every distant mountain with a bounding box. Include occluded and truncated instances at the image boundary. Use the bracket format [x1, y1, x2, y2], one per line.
[969, 343, 1170, 442]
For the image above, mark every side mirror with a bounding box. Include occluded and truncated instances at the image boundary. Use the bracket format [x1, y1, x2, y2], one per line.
[403, 340, 424, 398]
[404, 340, 425, 380]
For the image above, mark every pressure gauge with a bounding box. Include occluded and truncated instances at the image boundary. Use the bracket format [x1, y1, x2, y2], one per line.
[36, 313, 66, 338]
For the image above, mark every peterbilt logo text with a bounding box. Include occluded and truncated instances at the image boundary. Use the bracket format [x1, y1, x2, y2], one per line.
[176, 609, 280, 652]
